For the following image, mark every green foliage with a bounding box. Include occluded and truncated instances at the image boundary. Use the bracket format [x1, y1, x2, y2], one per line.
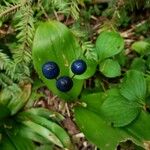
[99, 59, 121, 78]
[75, 106, 150, 150]
[41, 0, 80, 20]
[130, 58, 146, 72]
[101, 89, 141, 127]
[1, 0, 150, 150]
[0, 50, 12, 71]
[80, 71, 150, 149]
[131, 41, 150, 55]
[0, 0, 81, 85]
[32, 21, 97, 100]
[0, 83, 73, 150]
[120, 70, 146, 103]
[32, 20, 150, 149]
[126, 0, 150, 10]
[0, 1, 34, 83]
[96, 31, 124, 61]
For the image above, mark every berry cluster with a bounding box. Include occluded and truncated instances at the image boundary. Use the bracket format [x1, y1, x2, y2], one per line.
[42, 59, 87, 92]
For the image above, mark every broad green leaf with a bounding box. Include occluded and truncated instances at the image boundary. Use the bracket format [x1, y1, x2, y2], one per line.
[130, 58, 146, 72]
[115, 51, 127, 67]
[131, 41, 150, 55]
[120, 70, 146, 103]
[25, 108, 64, 122]
[80, 89, 141, 127]
[18, 125, 51, 144]
[75, 91, 150, 150]
[80, 91, 105, 113]
[105, 88, 120, 96]
[96, 31, 124, 61]
[0, 134, 16, 150]
[101, 94, 140, 127]
[32, 21, 84, 101]
[21, 120, 63, 148]
[8, 134, 35, 150]
[74, 107, 131, 150]
[100, 59, 121, 78]
[0, 105, 10, 120]
[18, 112, 74, 149]
[74, 106, 150, 150]
[36, 145, 53, 150]
[0, 133, 35, 150]
[126, 111, 150, 142]
[69, 58, 97, 79]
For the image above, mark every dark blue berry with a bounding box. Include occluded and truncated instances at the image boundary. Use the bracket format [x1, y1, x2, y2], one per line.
[56, 76, 73, 92]
[42, 61, 60, 79]
[71, 59, 87, 75]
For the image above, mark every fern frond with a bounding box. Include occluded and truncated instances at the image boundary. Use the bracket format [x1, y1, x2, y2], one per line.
[50, 0, 80, 20]
[13, 1, 35, 66]
[69, 0, 80, 20]
[51, 0, 69, 13]
[0, 51, 27, 82]
[5, 62, 30, 82]
[0, 4, 21, 18]
[0, 74, 7, 87]
[0, 50, 12, 70]
[0, 73, 13, 87]
[71, 27, 87, 38]
[81, 41, 98, 61]
[0, 0, 22, 18]
[0, 0, 34, 82]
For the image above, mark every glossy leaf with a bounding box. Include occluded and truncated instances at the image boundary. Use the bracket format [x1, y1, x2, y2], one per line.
[80, 91, 105, 113]
[74, 105, 150, 150]
[96, 31, 124, 61]
[36, 145, 53, 150]
[115, 51, 127, 67]
[21, 120, 63, 148]
[69, 57, 97, 79]
[126, 111, 150, 141]
[25, 107, 64, 122]
[120, 70, 146, 103]
[18, 125, 51, 144]
[0, 134, 16, 150]
[130, 58, 146, 72]
[32, 21, 84, 101]
[101, 94, 140, 127]
[74, 107, 130, 150]
[131, 41, 150, 55]
[8, 134, 35, 150]
[0, 133, 35, 150]
[18, 111, 74, 149]
[100, 59, 121, 78]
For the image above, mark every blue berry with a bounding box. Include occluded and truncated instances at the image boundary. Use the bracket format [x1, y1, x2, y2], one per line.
[56, 76, 73, 92]
[71, 59, 87, 75]
[42, 61, 60, 79]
